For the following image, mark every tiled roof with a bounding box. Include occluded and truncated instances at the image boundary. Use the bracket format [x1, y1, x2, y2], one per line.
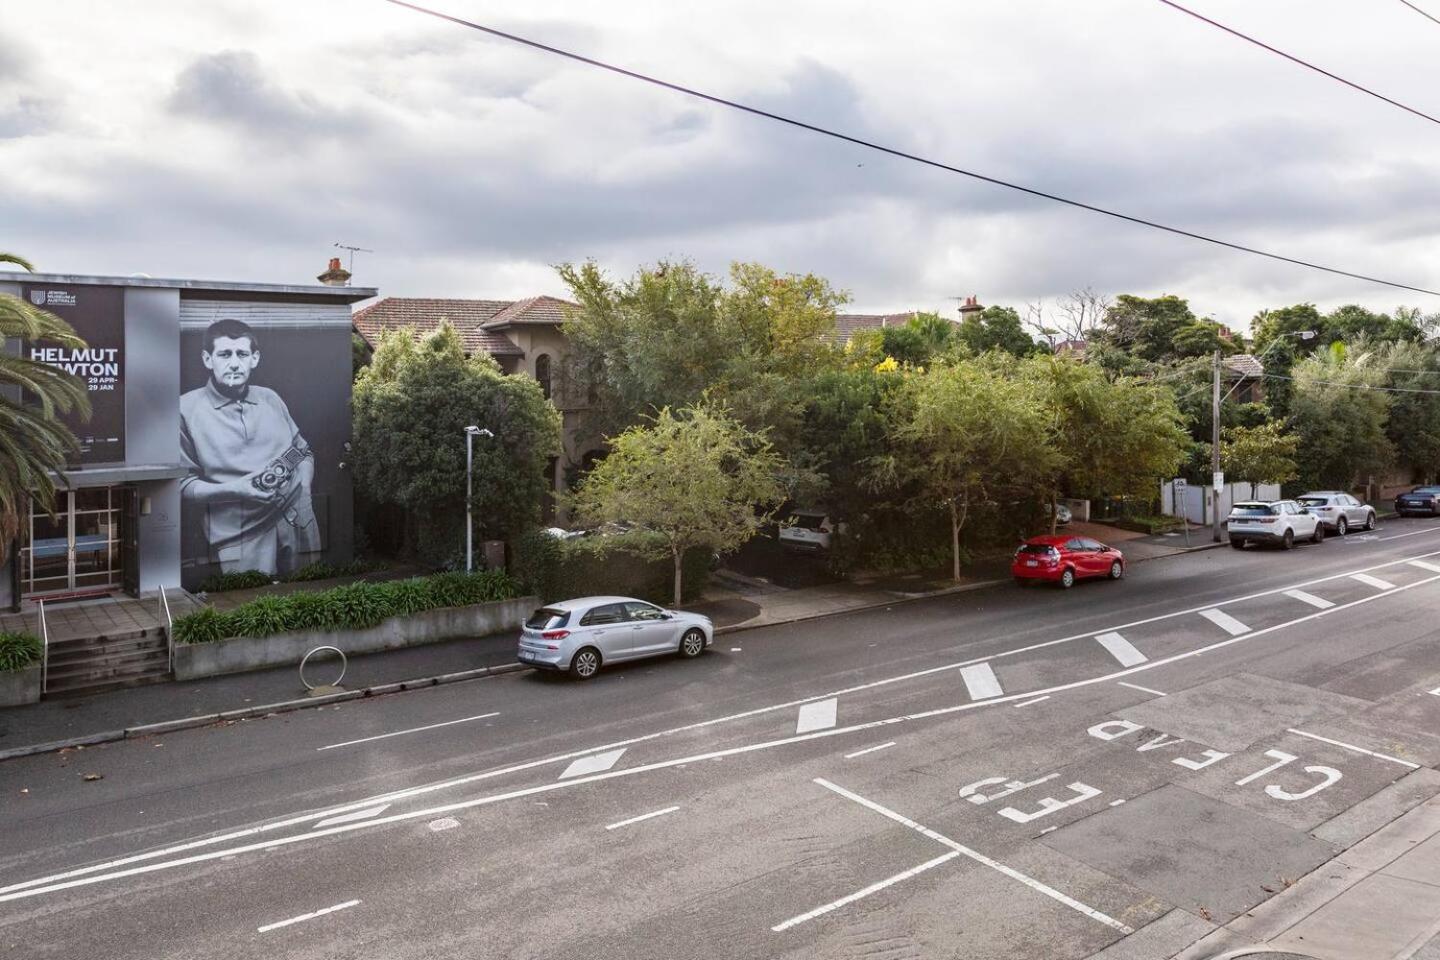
[480, 295, 576, 329]
[829, 312, 915, 343]
[1223, 354, 1264, 378]
[352, 297, 525, 356]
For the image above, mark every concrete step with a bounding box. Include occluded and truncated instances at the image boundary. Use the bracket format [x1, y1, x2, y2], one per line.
[46, 647, 168, 680]
[47, 635, 166, 666]
[45, 670, 172, 698]
[47, 627, 160, 652]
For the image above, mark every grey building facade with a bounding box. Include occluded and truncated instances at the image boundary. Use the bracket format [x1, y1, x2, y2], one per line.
[1, 272, 374, 607]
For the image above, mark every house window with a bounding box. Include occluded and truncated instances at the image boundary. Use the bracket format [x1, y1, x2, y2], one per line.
[535, 354, 552, 400]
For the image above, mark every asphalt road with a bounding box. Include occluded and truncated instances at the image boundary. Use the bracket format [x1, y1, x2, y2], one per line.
[5, 520, 1440, 959]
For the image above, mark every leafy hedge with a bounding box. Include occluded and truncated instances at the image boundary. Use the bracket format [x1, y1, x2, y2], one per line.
[0, 631, 42, 672]
[1113, 514, 1185, 535]
[512, 529, 713, 605]
[174, 569, 520, 645]
[197, 560, 387, 594]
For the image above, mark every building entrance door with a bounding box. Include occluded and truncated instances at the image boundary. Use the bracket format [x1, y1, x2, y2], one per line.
[19, 487, 127, 599]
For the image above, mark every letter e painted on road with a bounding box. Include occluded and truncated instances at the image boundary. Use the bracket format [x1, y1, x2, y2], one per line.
[998, 783, 1102, 824]
[1172, 749, 1230, 771]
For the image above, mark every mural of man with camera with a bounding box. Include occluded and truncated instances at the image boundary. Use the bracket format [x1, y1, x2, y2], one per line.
[179, 318, 321, 576]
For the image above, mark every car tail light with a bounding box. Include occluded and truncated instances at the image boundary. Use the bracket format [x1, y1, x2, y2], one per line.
[541, 629, 569, 640]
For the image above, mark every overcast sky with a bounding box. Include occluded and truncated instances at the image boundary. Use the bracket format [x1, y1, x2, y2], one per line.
[4, 0, 1439, 329]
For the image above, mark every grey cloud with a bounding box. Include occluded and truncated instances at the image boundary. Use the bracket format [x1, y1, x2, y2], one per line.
[167, 50, 371, 140]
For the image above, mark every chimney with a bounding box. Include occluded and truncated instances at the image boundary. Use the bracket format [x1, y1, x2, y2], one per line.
[958, 295, 983, 320]
[317, 257, 351, 287]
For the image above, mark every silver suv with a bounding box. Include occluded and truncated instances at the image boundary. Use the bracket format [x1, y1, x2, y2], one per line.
[1227, 500, 1325, 550]
[1296, 491, 1377, 535]
[516, 596, 714, 680]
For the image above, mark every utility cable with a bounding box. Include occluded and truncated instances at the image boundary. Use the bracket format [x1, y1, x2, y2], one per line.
[1157, 0, 1440, 127]
[382, 0, 1440, 298]
[1398, 0, 1440, 28]
[1263, 372, 1440, 395]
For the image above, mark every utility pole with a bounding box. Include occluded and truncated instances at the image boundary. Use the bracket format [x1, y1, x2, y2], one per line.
[1211, 349, 1223, 543]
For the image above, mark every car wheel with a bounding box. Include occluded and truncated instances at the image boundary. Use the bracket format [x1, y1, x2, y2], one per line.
[1336, 517, 1347, 536]
[678, 628, 706, 659]
[1108, 560, 1123, 580]
[1230, 539, 1245, 550]
[1365, 511, 1376, 531]
[569, 646, 601, 680]
[1059, 567, 1075, 589]
[1311, 523, 1325, 544]
[1281, 529, 1294, 550]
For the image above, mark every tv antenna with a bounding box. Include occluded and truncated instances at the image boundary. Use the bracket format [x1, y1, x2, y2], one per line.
[333, 241, 374, 274]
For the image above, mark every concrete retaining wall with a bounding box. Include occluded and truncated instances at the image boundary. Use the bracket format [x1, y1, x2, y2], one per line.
[0, 665, 42, 708]
[173, 596, 536, 681]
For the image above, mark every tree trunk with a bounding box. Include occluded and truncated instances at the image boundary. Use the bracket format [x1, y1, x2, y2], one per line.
[673, 548, 684, 607]
[949, 496, 969, 582]
[1250, 481, 1258, 499]
[1049, 490, 1059, 536]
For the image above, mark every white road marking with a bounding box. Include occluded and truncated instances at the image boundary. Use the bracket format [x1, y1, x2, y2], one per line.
[814, 778, 1133, 934]
[1430, 687, 1440, 697]
[428, 818, 459, 832]
[960, 663, 1003, 700]
[605, 806, 680, 831]
[1377, 525, 1440, 541]
[1284, 589, 1334, 609]
[10, 562, 1440, 906]
[1351, 573, 1396, 590]
[315, 712, 500, 751]
[771, 851, 960, 932]
[1014, 696, 1051, 708]
[257, 899, 360, 933]
[1198, 608, 1250, 636]
[1109, 799, 1126, 806]
[796, 698, 838, 734]
[1095, 632, 1147, 668]
[1117, 681, 1166, 697]
[1285, 728, 1422, 770]
[730, 647, 742, 652]
[1409, 560, 1440, 574]
[844, 741, 896, 759]
[559, 749, 626, 779]
[312, 804, 391, 829]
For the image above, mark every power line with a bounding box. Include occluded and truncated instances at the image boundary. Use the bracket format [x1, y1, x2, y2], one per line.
[382, 0, 1440, 298]
[1157, 0, 1440, 127]
[1398, 0, 1440, 27]
[1263, 372, 1440, 395]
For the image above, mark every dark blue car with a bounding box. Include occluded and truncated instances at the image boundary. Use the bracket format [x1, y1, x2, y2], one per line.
[1395, 486, 1440, 517]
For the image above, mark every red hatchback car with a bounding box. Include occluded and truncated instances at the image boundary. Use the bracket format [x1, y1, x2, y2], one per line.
[1012, 535, 1125, 589]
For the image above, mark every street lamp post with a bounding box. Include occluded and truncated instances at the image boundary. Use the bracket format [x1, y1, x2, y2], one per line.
[465, 426, 494, 572]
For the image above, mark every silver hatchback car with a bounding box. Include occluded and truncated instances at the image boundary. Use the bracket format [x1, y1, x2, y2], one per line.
[516, 596, 714, 680]
[1296, 491, 1377, 535]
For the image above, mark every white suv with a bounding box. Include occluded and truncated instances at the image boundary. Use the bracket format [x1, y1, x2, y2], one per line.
[1227, 500, 1325, 550]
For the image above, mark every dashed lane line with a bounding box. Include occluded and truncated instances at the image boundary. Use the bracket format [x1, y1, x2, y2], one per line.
[1351, 573, 1397, 590]
[1014, 696, 1051, 708]
[1095, 632, 1147, 668]
[4, 570, 1439, 906]
[844, 741, 896, 760]
[960, 663, 1004, 700]
[1198, 608, 1251, 636]
[1284, 589, 1334, 609]
[1117, 681, 1166, 697]
[315, 712, 500, 751]
[1409, 560, 1440, 574]
[257, 900, 360, 934]
[605, 806, 680, 831]
[8, 546, 1440, 903]
[796, 698, 838, 734]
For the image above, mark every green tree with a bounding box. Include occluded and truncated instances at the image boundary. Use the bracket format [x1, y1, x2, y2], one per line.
[1289, 344, 1393, 490]
[351, 321, 561, 565]
[1380, 341, 1440, 482]
[569, 403, 785, 604]
[0, 253, 91, 564]
[1024, 355, 1190, 527]
[955, 305, 1040, 357]
[1221, 423, 1299, 498]
[873, 358, 1058, 581]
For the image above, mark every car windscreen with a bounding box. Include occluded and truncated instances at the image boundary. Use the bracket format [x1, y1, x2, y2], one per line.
[1230, 505, 1277, 517]
[1018, 543, 1057, 554]
[789, 514, 826, 530]
[1296, 497, 1330, 507]
[525, 608, 569, 630]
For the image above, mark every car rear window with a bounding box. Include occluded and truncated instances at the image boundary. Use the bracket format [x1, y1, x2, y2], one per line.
[525, 608, 569, 630]
[788, 514, 826, 530]
[1413, 487, 1440, 495]
[1231, 505, 1277, 517]
[1296, 497, 1329, 507]
[1018, 543, 1057, 554]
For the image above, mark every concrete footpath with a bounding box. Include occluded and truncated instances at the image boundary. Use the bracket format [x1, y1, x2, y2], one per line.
[0, 529, 1220, 762]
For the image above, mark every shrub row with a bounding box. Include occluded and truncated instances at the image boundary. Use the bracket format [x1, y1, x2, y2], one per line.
[511, 530, 713, 606]
[198, 560, 388, 594]
[174, 569, 520, 645]
[0, 631, 42, 672]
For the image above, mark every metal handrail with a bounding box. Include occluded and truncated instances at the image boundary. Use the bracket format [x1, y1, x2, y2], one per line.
[37, 599, 49, 694]
[157, 586, 175, 673]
